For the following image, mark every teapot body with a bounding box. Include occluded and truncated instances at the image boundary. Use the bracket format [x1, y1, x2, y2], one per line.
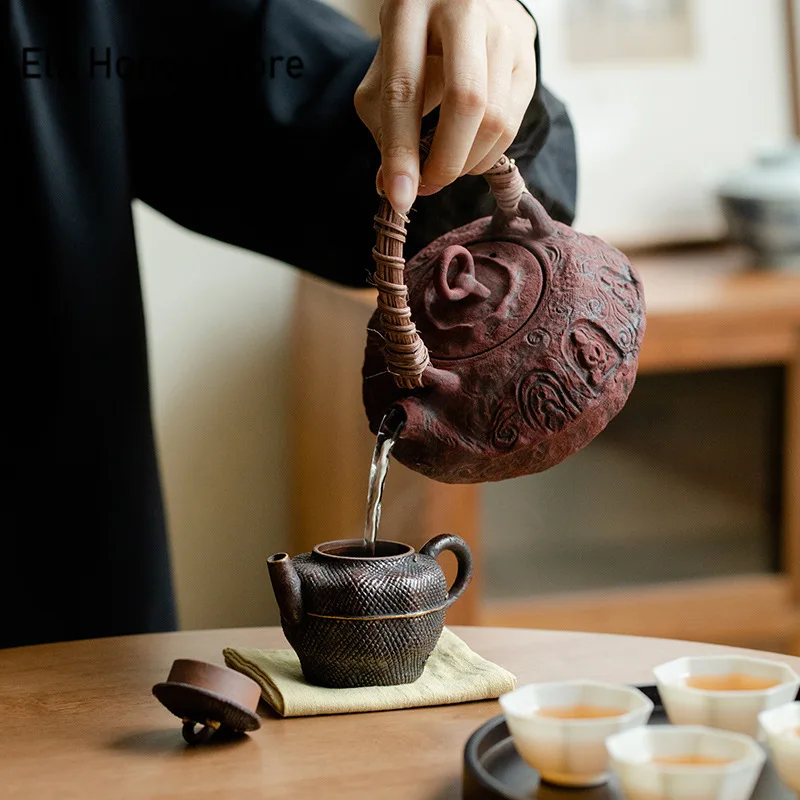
[362, 210, 646, 483]
[267, 536, 473, 688]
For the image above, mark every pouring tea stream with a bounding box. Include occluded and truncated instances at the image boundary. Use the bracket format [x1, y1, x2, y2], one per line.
[362, 407, 404, 556]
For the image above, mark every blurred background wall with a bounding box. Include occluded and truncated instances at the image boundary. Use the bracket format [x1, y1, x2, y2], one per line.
[135, 207, 292, 629]
[532, 0, 792, 245]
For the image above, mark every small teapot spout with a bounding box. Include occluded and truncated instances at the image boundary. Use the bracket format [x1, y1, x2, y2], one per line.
[266, 553, 303, 627]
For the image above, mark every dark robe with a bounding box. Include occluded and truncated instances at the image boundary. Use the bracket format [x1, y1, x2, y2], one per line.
[4, 0, 577, 649]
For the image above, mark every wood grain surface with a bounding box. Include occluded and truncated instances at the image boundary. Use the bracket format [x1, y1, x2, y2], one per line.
[3, 626, 800, 799]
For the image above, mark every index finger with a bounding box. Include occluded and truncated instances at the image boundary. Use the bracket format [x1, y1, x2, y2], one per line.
[419, 8, 488, 192]
[379, 0, 429, 217]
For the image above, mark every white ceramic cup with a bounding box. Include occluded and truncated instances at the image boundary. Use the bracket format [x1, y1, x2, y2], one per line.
[499, 680, 654, 788]
[758, 701, 800, 793]
[606, 724, 766, 800]
[653, 655, 800, 738]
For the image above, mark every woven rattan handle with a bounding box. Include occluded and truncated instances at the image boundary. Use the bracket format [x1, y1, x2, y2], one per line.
[372, 141, 532, 390]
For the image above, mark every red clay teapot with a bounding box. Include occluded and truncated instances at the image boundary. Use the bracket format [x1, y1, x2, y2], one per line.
[362, 154, 646, 483]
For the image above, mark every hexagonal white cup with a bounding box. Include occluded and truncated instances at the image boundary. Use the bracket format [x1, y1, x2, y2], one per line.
[499, 680, 654, 788]
[758, 701, 800, 792]
[606, 725, 766, 800]
[653, 656, 800, 738]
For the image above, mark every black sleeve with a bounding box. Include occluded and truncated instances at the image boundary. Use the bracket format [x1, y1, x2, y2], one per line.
[124, 0, 577, 289]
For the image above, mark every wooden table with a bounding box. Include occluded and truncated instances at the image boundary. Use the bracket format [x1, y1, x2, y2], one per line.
[3, 626, 800, 799]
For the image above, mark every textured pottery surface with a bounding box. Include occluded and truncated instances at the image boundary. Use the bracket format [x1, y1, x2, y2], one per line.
[267, 536, 472, 688]
[363, 199, 647, 483]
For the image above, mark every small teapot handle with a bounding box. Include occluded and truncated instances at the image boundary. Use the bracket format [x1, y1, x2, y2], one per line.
[371, 135, 544, 391]
[419, 533, 474, 610]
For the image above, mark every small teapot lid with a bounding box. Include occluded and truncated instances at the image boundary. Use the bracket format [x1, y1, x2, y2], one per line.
[152, 658, 262, 744]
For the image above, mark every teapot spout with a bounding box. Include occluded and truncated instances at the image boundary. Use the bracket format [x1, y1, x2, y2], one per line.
[385, 365, 462, 439]
[266, 553, 303, 627]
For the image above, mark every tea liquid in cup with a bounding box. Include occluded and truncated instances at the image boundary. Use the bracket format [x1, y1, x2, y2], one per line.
[650, 754, 734, 766]
[499, 680, 653, 788]
[534, 703, 629, 720]
[685, 673, 782, 692]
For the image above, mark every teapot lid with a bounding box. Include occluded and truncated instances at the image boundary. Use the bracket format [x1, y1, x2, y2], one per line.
[152, 658, 261, 743]
[406, 216, 545, 360]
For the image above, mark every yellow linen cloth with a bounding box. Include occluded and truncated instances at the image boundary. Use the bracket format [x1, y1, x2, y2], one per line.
[222, 627, 516, 717]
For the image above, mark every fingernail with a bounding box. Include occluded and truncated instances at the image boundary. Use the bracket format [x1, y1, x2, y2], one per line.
[389, 174, 414, 216]
[417, 184, 443, 197]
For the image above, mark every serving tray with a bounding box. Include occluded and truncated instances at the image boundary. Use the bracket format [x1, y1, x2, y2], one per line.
[463, 684, 795, 799]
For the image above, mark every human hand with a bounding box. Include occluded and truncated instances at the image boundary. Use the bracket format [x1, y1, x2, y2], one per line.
[354, 0, 538, 218]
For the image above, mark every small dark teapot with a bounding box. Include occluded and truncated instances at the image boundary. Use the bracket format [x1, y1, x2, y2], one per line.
[266, 535, 472, 688]
[362, 155, 646, 484]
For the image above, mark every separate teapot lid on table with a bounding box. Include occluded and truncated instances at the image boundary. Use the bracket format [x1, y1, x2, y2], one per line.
[152, 658, 262, 744]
